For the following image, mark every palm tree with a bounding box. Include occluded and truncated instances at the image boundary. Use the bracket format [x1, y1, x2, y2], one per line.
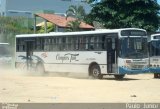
[66, 5, 86, 31]
[66, 5, 86, 20]
[66, 20, 81, 32]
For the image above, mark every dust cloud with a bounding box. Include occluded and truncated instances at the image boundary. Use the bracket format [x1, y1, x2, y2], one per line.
[0, 68, 91, 79]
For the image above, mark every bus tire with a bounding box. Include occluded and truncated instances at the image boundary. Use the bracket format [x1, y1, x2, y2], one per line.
[90, 64, 103, 79]
[114, 75, 125, 80]
[154, 73, 159, 78]
[36, 63, 45, 74]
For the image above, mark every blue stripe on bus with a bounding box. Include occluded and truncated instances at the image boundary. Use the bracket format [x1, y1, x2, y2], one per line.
[119, 67, 149, 74]
[150, 68, 160, 73]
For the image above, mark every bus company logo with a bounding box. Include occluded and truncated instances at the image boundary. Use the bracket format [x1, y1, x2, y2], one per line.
[56, 53, 79, 63]
[41, 52, 48, 58]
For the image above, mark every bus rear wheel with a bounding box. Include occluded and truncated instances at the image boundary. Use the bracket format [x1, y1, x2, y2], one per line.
[36, 63, 45, 74]
[114, 75, 125, 80]
[90, 64, 103, 79]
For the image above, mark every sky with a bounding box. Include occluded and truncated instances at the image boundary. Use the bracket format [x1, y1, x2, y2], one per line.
[158, 0, 160, 4]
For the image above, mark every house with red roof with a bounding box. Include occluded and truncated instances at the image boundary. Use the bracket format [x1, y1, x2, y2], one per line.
[34, 13, 94, 32]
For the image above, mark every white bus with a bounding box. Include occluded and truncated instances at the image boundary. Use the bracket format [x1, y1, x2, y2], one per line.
[0, 43, 12, 69]
[15, 28, 149, 79]
[149, 33, 160, 78]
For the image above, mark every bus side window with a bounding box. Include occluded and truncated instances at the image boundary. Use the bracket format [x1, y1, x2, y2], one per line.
[102, 36, 106, 50]
[62, 37, 66, 50]
[71, 37, 74, 50]
[112, 38, 115, 50]
[51, 38, 56, 51]
[18, 39, 25, 52]
[79, 36, 87, 50]
[35, 38, 42, 51]
[75, 37, 79, 50]
[58, 37, 62, 51]
[79, 37, 83, 50]
[85, 37, 89, 50]
[90, 36, 94, 50]
[44, 38, 49, 51]
[98, 36, 103, 50]
[16, 39, 20, 52]
[94, 36, 100, 50]
[41, 38, 44, 51]
[48, 38, 52, 51]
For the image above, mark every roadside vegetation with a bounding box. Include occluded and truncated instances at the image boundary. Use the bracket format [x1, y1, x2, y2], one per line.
[0, 0, 160, 45]
[0, 17, 33, 53]
[87, 0, 160, 33]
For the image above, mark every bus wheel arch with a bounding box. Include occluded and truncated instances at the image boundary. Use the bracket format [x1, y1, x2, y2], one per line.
[89, 62, 103, 79]
[36, 62, 45, 73]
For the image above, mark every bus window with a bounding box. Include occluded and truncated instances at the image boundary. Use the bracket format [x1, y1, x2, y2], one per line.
[44, 38, 50, 51]
[85, 37, 89, 50]
[75, 37, 79, 50]
[58, 37, 62, 51]
[112, 38, 115, 50]
[66, 37, 70, 50]
[102, 36, 106, 50]
[79, 37, 83, 50]
[90, 36, 94, 50]
[94, 36, 101, 50]
[35, 38, 41, 51]
[62, 37, 66, 50]
[52, 37, 57, 51]
[48, 38, 52, 51]
[18, 39, 25, 52]
[67, 37, 74, 51]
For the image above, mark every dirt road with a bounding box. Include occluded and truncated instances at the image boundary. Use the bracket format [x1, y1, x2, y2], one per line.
[0, 69, 159, 103]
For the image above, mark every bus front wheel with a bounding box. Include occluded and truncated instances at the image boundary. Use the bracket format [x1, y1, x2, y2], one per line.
[90, 64, 103, 79]
[36, 63, 45, 74]
[154, 73, 159, 78]
[114, 75, 125, 80]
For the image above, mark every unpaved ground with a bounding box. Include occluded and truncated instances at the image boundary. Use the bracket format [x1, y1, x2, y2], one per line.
[0, 69, 159, 103]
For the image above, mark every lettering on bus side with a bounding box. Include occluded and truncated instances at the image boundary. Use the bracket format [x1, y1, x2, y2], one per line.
[56, 53, 79, 63]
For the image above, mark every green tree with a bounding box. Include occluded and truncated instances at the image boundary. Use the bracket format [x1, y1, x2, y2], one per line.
[88, 0, 160, 32]
[37, 22, 55, 33]
[0, 17, 32, 34]
[0, 16, 33, 57]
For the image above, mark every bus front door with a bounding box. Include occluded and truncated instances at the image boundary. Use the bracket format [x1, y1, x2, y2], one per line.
[106, 38, 117, 73]
[26, 41, 34, 70]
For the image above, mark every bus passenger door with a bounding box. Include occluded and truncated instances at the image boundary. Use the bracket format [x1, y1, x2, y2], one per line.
[106, 38, 117, 73]
[26, 41, 34, 70]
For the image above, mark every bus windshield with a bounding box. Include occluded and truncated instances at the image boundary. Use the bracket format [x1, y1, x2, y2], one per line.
[150, 40, 160, 56]
[119, 37, 148, 59]
[0, 44, 11, 57]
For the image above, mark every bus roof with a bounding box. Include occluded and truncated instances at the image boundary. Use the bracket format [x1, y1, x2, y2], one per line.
[0, 43, 9, 45]
[151, 33, 160, 37]
[150, 33, 160, 40]
[16, 28, 146, 38]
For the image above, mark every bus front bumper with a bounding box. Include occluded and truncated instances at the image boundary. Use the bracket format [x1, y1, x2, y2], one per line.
[150, 67, 160, 73]
[119, 67, 149, 74]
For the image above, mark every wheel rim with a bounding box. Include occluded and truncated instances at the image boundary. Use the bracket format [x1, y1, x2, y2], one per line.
[92, 67, 100, 77]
